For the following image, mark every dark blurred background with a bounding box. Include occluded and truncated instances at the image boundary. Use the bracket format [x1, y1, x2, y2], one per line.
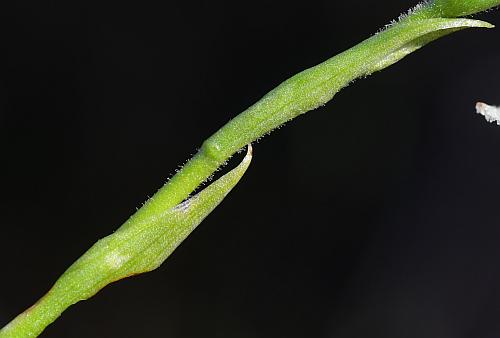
[1, 1, 500, 337]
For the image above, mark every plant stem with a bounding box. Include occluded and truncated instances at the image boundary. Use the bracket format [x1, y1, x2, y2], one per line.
[1, 1, 499, 337]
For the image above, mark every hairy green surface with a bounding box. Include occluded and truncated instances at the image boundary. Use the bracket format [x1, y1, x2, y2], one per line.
[1, 0, 499, 337]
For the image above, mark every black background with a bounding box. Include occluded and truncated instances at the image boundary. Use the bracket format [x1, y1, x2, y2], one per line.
[2, 1, 500, 337]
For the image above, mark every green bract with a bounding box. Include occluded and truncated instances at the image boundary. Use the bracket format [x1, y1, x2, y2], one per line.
[0, 147, 252, 338]
[2, 0, 499, 337]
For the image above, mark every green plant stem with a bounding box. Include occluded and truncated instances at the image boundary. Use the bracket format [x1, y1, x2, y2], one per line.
[128, 17, 494, 218]
[421, 0, 500, 17]
[2, 1, 499, 337]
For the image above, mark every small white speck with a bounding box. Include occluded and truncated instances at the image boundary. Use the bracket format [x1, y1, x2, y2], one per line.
[105, 252, 129, 270]
[476, 102, 500, 126]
